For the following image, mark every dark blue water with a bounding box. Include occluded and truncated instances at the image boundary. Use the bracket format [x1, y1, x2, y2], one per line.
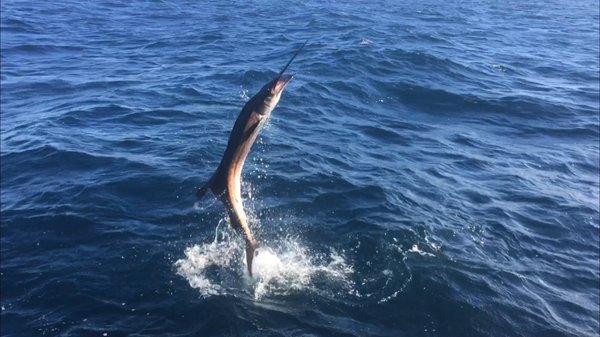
[1, 1, 599, 336]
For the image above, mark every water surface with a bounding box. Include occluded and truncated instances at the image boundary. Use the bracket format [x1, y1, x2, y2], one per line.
[1, 1, 599, 336]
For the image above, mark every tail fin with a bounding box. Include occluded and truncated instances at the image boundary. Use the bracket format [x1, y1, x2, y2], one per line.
[245, 239, 259, 277]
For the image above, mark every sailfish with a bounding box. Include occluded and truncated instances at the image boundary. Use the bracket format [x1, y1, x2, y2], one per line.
[196, 42, 306, 276]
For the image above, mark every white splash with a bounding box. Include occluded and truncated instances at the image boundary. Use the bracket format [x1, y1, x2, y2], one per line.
[174, 228, 241, 296]
[251, 241, 353, 299]
[408, 244, 435, 257]
[239, 87, 250, 101]
[175, 225, 353, 300]
[491, 63, 507, 72]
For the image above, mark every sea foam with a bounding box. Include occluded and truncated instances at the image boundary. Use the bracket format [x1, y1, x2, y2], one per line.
[175, 223, 353, 300]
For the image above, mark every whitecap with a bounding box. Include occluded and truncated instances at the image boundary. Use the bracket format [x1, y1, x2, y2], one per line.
[408, 244, 435, 257]
[360, 37, 372, 45]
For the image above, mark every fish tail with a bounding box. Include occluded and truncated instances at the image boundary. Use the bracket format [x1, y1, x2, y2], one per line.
[245, 238, 259, 276]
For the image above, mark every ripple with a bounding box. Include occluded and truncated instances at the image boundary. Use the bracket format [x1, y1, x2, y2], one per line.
[3, 44, 86, 54]
[1, 0, 598, 336]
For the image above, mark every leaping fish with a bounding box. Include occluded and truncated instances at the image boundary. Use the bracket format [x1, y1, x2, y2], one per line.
[196, 41, 307, 276]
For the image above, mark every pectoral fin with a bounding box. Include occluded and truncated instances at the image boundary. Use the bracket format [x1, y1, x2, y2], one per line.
[243, 123, 259, 141]
[196, 178, 213, 199]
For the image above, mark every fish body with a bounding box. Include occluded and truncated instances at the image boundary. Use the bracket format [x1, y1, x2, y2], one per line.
[197, 42, 306, 275]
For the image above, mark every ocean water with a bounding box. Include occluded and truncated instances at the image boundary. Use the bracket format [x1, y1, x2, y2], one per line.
[1, 0, 599, 336]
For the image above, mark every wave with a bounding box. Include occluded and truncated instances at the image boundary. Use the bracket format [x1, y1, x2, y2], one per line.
[2, 79, 139, 99]
[1, 145, 154, 180]
[3, 44, 86, 54]
[53, 104, 196, 127]
[1, 18, 39, 33]
[1, 0, 598, 335]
